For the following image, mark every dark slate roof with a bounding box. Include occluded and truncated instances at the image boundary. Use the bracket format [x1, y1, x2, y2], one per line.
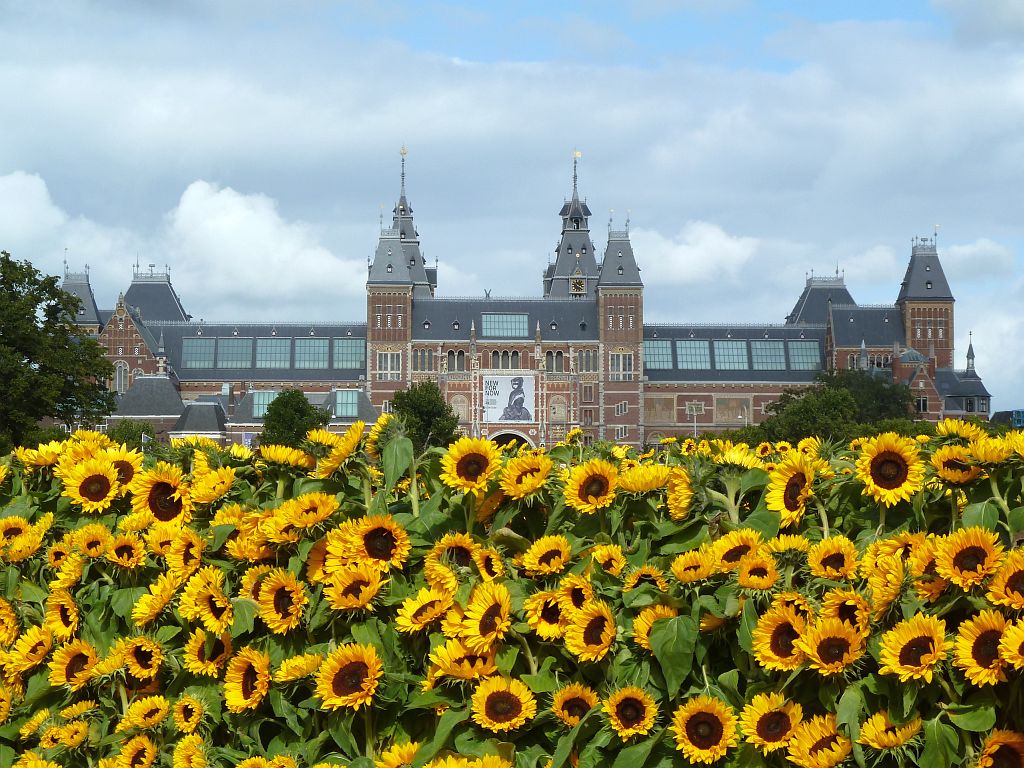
[173, 402, 227, 434]
[786, 276, 856, 325]
[367, 187, 432, 297]
[598, 231, 642, 287]
[62, 272, 101, 326]
[123, 272, 190, 322]
[146, 322, 367, 382]
[936, 369, 991, 398]
[896, 238, 953, 303]
[326, 390, 378, 423]
[115, 376, 185, 417]
[125, 305, 160, 354]
[547, 228, 600, 298]
[98, 309, 113, 326]
[829, 304, 904, 347]
[411, 298, 599, 342]
[642, 323, 827, 383]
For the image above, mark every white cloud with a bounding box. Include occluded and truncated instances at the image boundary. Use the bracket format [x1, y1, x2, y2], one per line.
[942, 238, 1016, 281]
[932, 0, 1024, 44]
[633, 221, 759, 286]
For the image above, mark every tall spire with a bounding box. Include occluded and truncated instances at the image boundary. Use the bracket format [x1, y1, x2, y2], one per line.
[572, 148, 581, 199]
[400, 144, 407, 198]
[967, 331, 976, 372]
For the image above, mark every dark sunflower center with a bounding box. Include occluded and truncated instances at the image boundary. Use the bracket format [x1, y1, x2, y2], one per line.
[183, 544, 197, 566]
[333, 660, 368, 696]
[583, 615, 608, 646]
[28, 641, 46, 658]
[142, 707, 160, 720]
[241, 665, 258, 699]
[210, 637, 225, 660]
[411, 599, 439, 621]
[66, 652, 89, 678]
[59, 604, 73, 626]
[991, 744, 1024, 768]
[485, 691, 522, 722]
[757, 711, 791, 741]
[479, 604, 503, 636]
[80, 474, 111, 502]
[130, 747, 148, 768]
[898, 635, 934, 667]
[115, 544, 134, 559]
[870, 452, 909, 489]
[134, 647, 154, 668]
[516, 467, 540, 483]
[342, 579, 370, 599]
[837, 603, 859, 626]
[953, 546, 987, 573]
[149, 481, 183, 521]
[481, 555, 499, 577]
[273, 587, 294, 617]
[563, 696, 591, 719]
[114, 460, 135, 485]
[615, 698, 645, 727]
[818, 637, 850, 663]
[569, 587, 587, 609]
[749, 567, 769, 579]
[364, 528, 397, 560]
[723, 544, 751, 563]
[208, 596, 228, 620]
[540, 600, 562, 624]
[821, 552, 847, 571]
[770, 622, 799, 657]
[582, 475, 610, 499]
[973, 629, 1002, 668]
[1005, 571, 1024, 597]
[85, 538, 102, 552]
[456, 453, 488, 481]
[2, 526, 22, 540]
[783, 473, 807, 511]
[943, 458, 970, 474]
[446, 546, 473, 568]
[181, 704, 195, 721]
[811, 735, 840, 755]
[686, 713, 724, 748]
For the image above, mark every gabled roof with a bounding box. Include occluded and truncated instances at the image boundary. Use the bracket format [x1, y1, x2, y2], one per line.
[61, 271, 101, 326]
[411, 298, 599, 342]
[115, 375, 185, 417]
[123, 269, 189, 322]
[897, 238, 953, 303]
[936, 368, 991, 398]
[173, 402, 226, 434]
[598, 230, 642, 287]
[786, 276, 855, 325]
[828, 304, 904, 347]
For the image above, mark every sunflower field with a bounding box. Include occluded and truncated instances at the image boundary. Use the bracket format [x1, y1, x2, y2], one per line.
[1, 417, 1024, 768]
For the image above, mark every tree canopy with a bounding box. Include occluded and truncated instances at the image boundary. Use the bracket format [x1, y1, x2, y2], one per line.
[391, 379, 460, 453]
[106, 419, 156, 451]
[259, 389, 329, 447]
[0, 251, 115, 453]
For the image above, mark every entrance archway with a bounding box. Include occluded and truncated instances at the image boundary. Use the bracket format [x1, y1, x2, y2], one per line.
[490, 431, 535, 449]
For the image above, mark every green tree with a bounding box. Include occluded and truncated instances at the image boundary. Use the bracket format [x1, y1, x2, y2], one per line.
[762, 387, 859, 442]
[0, 251, 115, 453]
[107, 419, 156, 450]
[391, 380, 460, 453]
[817, 369, 913, 422]
[259, 389, 328, 447]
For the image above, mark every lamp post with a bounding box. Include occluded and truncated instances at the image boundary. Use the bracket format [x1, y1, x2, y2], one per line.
[738, 406, 749, 429]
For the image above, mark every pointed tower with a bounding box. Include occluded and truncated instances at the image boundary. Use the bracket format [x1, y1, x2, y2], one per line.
[896, 235, 954, 368]
[544, 152, 600, 299]
[61, 263, 102, 335]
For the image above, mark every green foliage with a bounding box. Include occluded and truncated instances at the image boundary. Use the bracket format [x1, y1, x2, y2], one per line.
[818, 369, 914, 422]
[259, 388, 329, 447]
[0, 251, 115, 453]
[391, 379, 460, 453]
[106, 419, 156, 450]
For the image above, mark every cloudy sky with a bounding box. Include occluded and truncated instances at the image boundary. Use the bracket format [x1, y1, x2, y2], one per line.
[1, 1, 1022, 409]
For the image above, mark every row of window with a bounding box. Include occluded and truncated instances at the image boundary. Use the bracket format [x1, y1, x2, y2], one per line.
[251, 389, 360, 419]
[606, 305, 636, 331]
[180, 337, 366, 370]
[643, 339, 821, 371]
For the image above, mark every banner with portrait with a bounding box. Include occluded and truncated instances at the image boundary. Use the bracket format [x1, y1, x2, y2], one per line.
[483, 375, 536, 423]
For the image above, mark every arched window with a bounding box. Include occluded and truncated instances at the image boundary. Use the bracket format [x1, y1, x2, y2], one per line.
[511, 351, 520, 368]
[546, 351, 554, 372]
[447, 350, 456, 371]
[501, 351, 510, 369]
[555, 351, 564, 373]
[456, 351, 465, 371]
[114, 361, 129, 394]
[492, 351, 500, 368]
[848, 353, 857, 369]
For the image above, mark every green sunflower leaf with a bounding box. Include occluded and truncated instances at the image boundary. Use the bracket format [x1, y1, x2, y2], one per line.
[650, 615, 697, 697]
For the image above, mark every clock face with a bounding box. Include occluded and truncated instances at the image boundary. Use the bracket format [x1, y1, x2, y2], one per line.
[571, 278, 585, 293]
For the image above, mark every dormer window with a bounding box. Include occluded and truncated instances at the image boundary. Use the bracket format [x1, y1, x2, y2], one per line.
[926, 280, 933, 289]
[400, 232, 406, 240]
[386, 264, 393, 273]
[581, 246, 586, 254]
[617, 266, 624, 275]
[925, 265, 931, 271]
[452, 320, 460, 331]
[573, 219, 580, 230]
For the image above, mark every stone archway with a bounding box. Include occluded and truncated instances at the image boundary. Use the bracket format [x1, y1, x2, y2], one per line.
[490, 431, 535, 449]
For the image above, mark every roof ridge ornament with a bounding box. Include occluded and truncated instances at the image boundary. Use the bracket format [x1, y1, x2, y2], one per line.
[572, 148, 581, 199]
[400, 145, 408, 198]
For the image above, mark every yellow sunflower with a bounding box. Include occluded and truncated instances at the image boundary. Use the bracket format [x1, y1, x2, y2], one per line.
[739, 692, 802, 754]
[474, 548, 505, 581]
[999, 619, 1024, 670]
[499, 452, 552, 499]
[59, 699, 98, 719]
[173, 733, 206, 768]
[855, 432, 924, 507]
[182, 628, 232, 677]
[375, 741, 421, 768]
[713, 444, 763, 471]
[633, 604, 678, 651]
[311, 420, 365, 478]
[671, 547, 715, 584]
[787, 714, 850, 768]
[623, 565, 669, 593]
[470, 677, 536, 733]
[618, 464, 671, 494]
[712, 529, 764, 572]
[523, 591, 568, 640]
[765, 452, 822, 528]
[61, 719, 89, 748]
[606, 686, 657, 740]
[935, 527, 1005, 590]
[166, 528, 206, 579]
[591, 543, 626, 577]
[344, 514, 412, 571]
[819, 588, 871, 636]
[179, 567, 234, 634]
[118, 734, 158, 768]
[123, 636, 164, 680]
[737, 552, 779, 591]
[47, 639, 98, 691]
[115, 695, 169, 731]
[324, 563, 386, 612]
[953, 609, 1007, 686]
[172, 695, 205, 733]
[190, 466, 236, 505]
[439, 437, 502, 496]
[223, 646, 271, 713]
[273, 653, 324, 683]
[8, 625, 53, 675]
[552, 683, 599, 728]
[428, 636, 498, 682]
[19, 707, 50, 739]
[931, 444, 981, 484]
[563, 459, 618, 514]
[867, 553, 906, 619]
[424, 531, 479, 576]
[259, 444, 316, 470]
[977, 730, 1024, 768]
[936, 417, 987, 442]
[44, 590, 79, 642]
[970, 435, 1013, 465]
[988, 550, 1024, 610]
[461, 582, 512, 653]
[105, 444, 143, 490]
[256, 569, 308, 634]
[74, 522, 112, 558]
[564, 600, 616, 661]
[808, 536, 859, 580]
[60, 457, 120, 513]
[396, 587, 454, 633]
[106, 534, 147, 569]
[752, 606, 806, 672]
[671, 695, 738, 765]
[128, 461, 193, 524]
[666, 467, 694, 521]
[365, 413, 393, 460]
[131, 572, 183, 627]
[795, 618, 865, 676]
[315, 643, 382, 710]
[858, 710, 921, 750]
[521, 535, 572, 577]
[554, 574, 594, 616]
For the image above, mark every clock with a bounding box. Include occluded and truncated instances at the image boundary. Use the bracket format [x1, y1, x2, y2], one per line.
[571, 278, 585, 293]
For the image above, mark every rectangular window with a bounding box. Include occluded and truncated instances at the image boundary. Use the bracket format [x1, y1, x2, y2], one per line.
[675, 340, 711, 369]
[255, 338, 291, 369]
[252, 391, 279, 419]
[644, 396, 674, 423]
[582, 384, 594, 403]
[615, 425, 628, 440]
[375, 305, 382, 329]
[481, 313, 529, 338]
[335, 389, 359, 418]
[643, 339, 673, 369]
[787, 341, 821, 370]
[965, 397, 975, 413]
[713, 340, 748, 370]
[333, 339, 366, 369]
[582, 409, 594, 426]
[295, 338, 329, 369]
[376, 351, 401, 380]
[750, 340, 786, 371]
[615, 401, 628, 416]
[609, 352, 633, 381]
[181, 337, 215, 368]
[382, 400, 393, 414]
[916, 396, 928, 414]
[217, 337, 253, 368]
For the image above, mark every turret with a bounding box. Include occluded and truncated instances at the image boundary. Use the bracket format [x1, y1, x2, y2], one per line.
[544, 152, 600, 299]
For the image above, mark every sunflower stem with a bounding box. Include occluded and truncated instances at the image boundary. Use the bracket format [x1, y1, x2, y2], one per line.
[465, 493, 476, 535]
[877, 503, 886, 536]
[364, 704, 376, 760]
[950, 492, 960, 533]
[510, 629, 538, 676]
[275, 475, 287, 500]
[989, 472, 1013, 522]
[362, 474, 373, 511]
[410, 459, 420, 519]
[815, 499, 830, 539]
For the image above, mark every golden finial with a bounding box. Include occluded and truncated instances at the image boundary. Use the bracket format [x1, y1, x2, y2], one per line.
[400, 145, 408, 157]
